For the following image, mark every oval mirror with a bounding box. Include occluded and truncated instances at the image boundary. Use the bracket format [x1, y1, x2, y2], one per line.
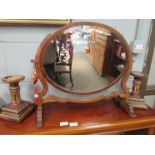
[34, 21, 134, 127]
[41, 23, 129, 94]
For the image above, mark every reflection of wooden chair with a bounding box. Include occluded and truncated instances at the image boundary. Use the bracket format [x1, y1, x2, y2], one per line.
[54, 43, 73, 87]
[43, 41, 58, 78]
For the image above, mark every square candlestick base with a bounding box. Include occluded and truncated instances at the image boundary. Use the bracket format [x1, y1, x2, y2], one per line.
[129, 97, 148, 110]
[0, 101, 34, 122]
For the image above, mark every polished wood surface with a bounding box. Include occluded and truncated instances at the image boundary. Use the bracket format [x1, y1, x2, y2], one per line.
[0, 100, 155, 135]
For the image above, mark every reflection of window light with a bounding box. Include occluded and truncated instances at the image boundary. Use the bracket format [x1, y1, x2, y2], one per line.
[121, 53, 126, 59]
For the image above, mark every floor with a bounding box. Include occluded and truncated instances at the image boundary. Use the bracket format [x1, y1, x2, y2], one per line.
[71, 52, 109, 92]
[55, 38, 109, 93]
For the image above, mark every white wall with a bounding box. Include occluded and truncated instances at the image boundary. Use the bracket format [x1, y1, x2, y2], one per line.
[147, 48, 155, 85]
[74, 19, 138, 43]
[0, 26, 59, 104]
[0, 19, 152, 105]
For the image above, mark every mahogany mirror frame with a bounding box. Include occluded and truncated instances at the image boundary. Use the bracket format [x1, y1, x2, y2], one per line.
[34, 22, 135, 127]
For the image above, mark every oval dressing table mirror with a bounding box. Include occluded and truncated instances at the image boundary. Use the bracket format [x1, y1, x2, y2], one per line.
[34, 22, 136, 127]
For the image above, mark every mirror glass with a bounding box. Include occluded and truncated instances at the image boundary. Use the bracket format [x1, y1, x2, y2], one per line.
[42, 24, 127, 93]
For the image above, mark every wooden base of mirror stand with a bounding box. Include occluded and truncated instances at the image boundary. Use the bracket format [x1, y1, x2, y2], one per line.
[37, 97, 136, 128]
[113, 97, 136, 118]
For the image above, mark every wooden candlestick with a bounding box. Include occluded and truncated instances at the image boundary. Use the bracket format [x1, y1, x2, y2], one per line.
[131, 71, 144, 97]
[129, 71, 148, 109]
[0, 74, 34, 122]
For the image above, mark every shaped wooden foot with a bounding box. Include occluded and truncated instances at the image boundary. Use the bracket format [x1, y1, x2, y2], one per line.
[113, 97, 136, 118]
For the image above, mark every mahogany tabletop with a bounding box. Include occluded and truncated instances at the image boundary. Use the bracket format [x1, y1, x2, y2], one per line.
[0, 100, 155, 135]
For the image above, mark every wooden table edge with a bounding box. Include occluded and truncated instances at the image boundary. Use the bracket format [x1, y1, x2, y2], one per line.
[28, 116, 155, 135]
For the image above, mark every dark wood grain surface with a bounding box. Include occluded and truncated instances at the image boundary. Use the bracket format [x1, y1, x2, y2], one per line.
[0, 100, 155, 135]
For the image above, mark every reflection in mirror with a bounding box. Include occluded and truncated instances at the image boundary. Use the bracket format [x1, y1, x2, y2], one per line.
[42, 25, 127, 93]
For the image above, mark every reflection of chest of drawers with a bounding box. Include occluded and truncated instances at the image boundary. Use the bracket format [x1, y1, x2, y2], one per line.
[92, 30, 111, 76]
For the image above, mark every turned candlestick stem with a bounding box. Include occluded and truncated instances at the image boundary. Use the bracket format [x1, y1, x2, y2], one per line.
[129, 71, 148, 109]
[9, 82, 21, 106]
[131, 71, 144, 97]
[2, 75, 25, 106]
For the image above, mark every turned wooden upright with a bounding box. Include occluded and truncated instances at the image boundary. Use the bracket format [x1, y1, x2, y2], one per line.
[0, 74, 34, 122]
